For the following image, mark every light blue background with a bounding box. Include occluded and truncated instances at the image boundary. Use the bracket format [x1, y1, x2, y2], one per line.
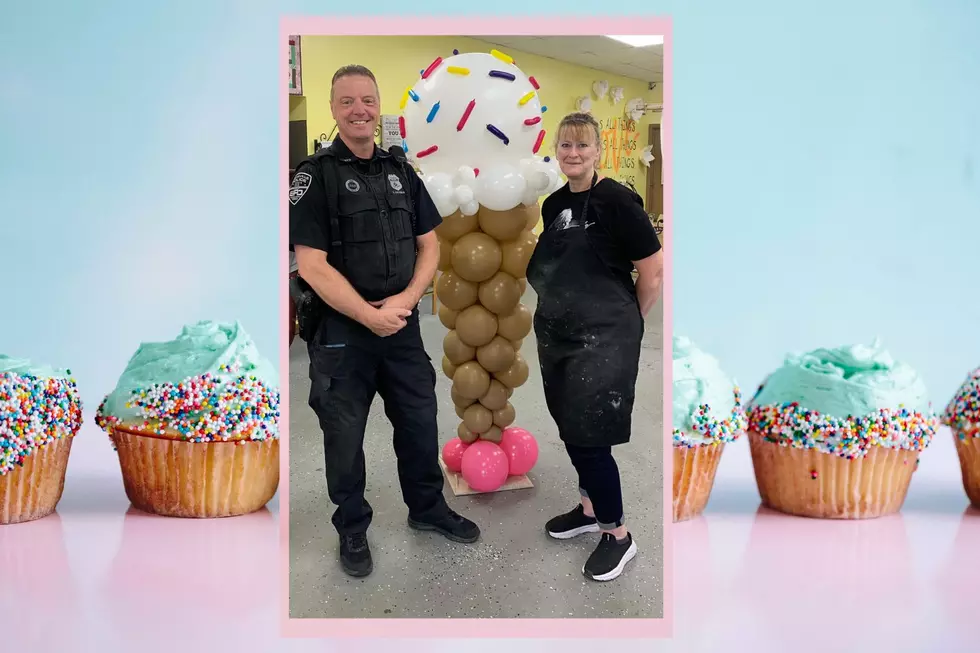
[3, 1, 976, 418]
[0, 0, 978, 649]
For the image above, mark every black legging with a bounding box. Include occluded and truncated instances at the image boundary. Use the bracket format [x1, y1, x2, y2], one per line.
[564, 442, 625, 529]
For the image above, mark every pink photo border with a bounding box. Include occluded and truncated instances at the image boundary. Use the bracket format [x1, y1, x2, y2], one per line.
[279, 14, 673, 639]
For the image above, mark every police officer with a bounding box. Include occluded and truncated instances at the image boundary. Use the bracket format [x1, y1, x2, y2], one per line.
[289, 65, 480, 578]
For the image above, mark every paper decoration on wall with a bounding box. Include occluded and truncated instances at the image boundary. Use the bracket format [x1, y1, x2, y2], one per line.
[288, 35, 302, 95]
[639, 144, 655, 167]
[380, 115, 401, 151]
[592, 80, 609, 99]
[610, 86, 625, 104]
[625, 98, 645, 121]
[576, 96, 592, 113]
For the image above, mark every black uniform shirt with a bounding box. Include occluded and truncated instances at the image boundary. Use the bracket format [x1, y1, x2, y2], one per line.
[288, 139, 443, 256]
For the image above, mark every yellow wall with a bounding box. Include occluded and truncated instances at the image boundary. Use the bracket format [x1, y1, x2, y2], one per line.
[292, 36, 662, 194]
[289, 95, 306, 121]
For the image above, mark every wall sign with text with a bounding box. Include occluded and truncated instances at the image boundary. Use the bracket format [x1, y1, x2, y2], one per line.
[599, 117, 640, 188]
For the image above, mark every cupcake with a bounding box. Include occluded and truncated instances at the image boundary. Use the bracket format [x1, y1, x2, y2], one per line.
[0, 356, 83, 524]
[941, 368, 980, 508]
[746, 339, 937, 519]
[95, 321, 280, 518]
[672, 336, 746, 522]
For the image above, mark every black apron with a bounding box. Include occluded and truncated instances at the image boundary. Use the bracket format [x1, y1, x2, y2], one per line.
[526, 174, 643, 448]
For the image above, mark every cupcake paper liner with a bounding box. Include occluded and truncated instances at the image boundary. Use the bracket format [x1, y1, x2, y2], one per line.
[111, 426, 279, 518]
[0, 436, 73, 525]
[673, 442, 725, 522]
[953, 430, 980, 509]
[748, 430, 917, 519]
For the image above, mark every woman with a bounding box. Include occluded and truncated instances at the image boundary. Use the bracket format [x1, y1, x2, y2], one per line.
[526, 112, 664, 582]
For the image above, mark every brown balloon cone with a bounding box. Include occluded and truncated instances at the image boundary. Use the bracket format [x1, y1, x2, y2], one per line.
[455, 304, 498, 347]
[463, 403, 494, 434]
[479, 425, 503, 443]
[451, 232, 502, 282]
[438, 205, 541, 467]
[494, 353, 530, 389]
[437, 237, 454, 271]
[438, 305, 458, 329]
[451, 385, 476, 409]
[458, 423, 479, 444]
[493, 402, 516, 429]
[479, 379, 510, 411]
[477, 336, 516, 373]
[441, 356, 457, 380]
[436, 270, 479, 311]
[443, 330, 476, 365]
[497, 303, 533, 341]
[478, 205, 528, 241]
[479, 271, 522, 316]
[453, 361, 491, 400]
[524, 204, 540, 231]
[500, 230, 538, 279]
[435, 210, 479, 242]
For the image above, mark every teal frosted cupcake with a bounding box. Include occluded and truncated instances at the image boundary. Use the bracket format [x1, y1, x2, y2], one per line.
[1, 356, 83, 524]
[746, 339, 937, 519]
[95, 321, 280, 518]
[672, 336, 746, 521]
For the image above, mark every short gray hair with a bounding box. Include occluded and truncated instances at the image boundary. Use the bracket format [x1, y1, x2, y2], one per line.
[330, 64, 379, 101]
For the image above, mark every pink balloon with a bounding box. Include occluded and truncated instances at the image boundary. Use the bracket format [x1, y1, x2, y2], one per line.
[441, 437, 469, 473]
[460, 441, 510, 492]
[499, 427, 539, 476]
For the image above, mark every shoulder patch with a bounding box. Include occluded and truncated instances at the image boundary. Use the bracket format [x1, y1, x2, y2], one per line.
[289, 172, 312, 205]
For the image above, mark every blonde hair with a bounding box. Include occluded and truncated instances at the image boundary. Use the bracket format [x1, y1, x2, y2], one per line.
[554, 112, 603, 168]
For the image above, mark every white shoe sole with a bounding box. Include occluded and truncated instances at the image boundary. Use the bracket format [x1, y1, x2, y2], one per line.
[584, 539, 638, 581]
[548, 523, 601, 540]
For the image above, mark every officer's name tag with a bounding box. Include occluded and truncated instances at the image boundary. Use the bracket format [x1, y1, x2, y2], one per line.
[289, 172, 312, 205]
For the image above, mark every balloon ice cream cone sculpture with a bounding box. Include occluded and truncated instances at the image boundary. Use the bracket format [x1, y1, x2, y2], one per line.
[401, 49, 558, 492]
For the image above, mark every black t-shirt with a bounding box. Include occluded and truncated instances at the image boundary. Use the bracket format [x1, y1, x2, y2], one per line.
[540, 177, 662, 289]
[288, 146, 442, 256]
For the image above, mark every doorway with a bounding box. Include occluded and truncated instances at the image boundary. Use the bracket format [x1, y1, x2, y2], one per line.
[646, 124, 664, 239]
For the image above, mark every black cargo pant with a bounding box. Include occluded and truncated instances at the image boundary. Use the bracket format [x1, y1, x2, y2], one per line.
[307, 309, 448, 536]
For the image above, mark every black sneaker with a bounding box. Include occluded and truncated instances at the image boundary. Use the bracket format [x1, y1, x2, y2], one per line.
[408, 509, 481, 543]
[583, 532, 638, 581]
[339, 532, 373, 577]
[546, 504, 600, 539]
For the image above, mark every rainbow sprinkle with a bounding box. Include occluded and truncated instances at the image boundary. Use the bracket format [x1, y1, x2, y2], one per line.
[747, 402, 937, 458]
[0, 372, 83, 476]
[942, 366, 980, 437]
[673, 386, 747, 448]
[94, 363, 280, 447]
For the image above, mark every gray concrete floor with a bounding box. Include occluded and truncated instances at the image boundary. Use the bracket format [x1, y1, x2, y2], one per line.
[288, 290, 664, 619]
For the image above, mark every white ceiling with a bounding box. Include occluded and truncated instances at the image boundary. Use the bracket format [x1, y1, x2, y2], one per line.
[470, 36, 663, 85]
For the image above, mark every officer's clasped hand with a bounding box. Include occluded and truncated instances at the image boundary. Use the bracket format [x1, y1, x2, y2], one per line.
[366, 304, 411, 337]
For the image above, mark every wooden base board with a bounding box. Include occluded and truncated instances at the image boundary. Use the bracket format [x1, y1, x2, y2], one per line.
[439, 457, 534, 496]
